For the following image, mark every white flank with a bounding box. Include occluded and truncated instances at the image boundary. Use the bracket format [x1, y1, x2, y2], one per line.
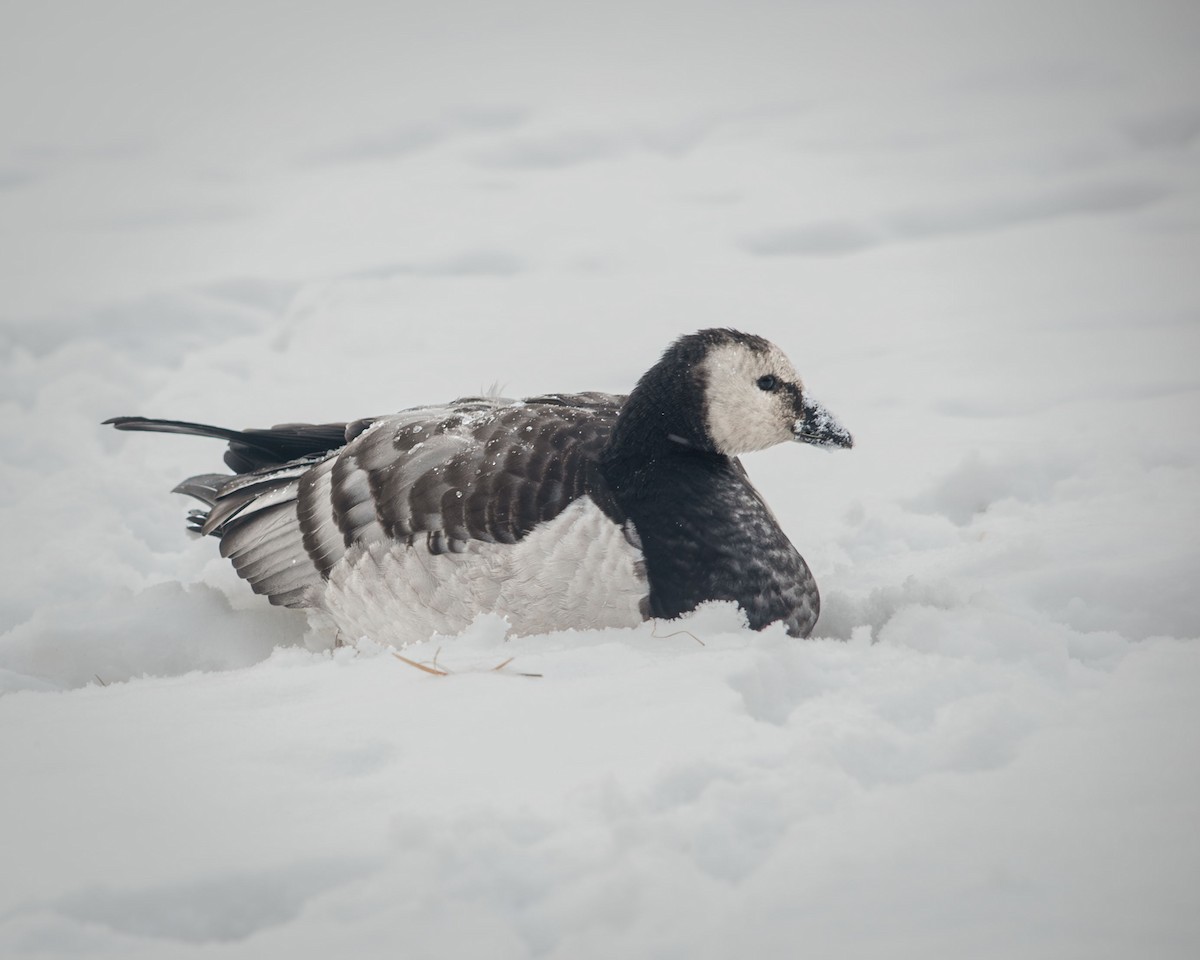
[320, 496, 647, 645]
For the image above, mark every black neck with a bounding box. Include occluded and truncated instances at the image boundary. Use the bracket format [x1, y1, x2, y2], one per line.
[599, 437, 816, 636]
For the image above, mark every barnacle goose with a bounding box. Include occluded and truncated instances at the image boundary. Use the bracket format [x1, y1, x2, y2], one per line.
[106, 328, 852, 644]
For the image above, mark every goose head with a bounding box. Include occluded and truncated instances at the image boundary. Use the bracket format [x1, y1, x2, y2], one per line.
[619, 328, 853, 458]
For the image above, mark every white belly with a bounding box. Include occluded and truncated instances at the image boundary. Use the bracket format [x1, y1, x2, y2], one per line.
[318, 496, 648, 647]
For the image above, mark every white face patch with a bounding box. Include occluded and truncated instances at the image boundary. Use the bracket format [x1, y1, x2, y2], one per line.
[699, 341, 802, 455]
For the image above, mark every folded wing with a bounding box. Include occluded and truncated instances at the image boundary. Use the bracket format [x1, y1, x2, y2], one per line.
[119, 394, 624, 609]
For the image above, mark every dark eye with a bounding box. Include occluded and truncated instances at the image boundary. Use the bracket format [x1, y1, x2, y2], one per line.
[756, 374, 779, 392]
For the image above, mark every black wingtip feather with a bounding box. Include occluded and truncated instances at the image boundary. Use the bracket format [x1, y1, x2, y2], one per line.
[105, 415, 356, 473]
[104, 416, 247, 442]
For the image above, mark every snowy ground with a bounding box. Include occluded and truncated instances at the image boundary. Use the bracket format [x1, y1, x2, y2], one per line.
[2, 1, 1199, 957]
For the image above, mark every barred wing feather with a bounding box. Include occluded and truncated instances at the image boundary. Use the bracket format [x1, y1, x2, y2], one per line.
[193, 394, 624, 609]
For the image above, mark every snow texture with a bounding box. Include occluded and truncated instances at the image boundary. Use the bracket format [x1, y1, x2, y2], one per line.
[2, 1, 1198, 957]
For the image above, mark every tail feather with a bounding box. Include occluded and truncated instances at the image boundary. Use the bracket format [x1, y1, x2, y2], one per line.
[171, 473, 231, 537]
[185, 508, 210, 536]
[104, 416, 361, 472]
